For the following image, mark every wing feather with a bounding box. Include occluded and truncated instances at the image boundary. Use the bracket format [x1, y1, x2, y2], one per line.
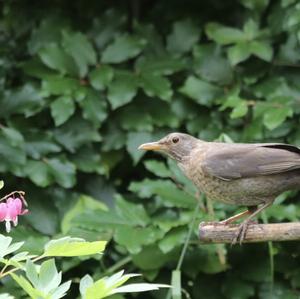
[202, 143, 300, 180]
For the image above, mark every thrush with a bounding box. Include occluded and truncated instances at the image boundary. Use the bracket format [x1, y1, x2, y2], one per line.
[138, 132, 300, 244]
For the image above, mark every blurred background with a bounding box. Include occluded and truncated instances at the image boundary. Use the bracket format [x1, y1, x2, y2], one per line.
[1, 0, 300, 298]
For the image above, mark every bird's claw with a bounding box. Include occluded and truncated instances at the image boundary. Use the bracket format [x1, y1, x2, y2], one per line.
[231, 221, 251, 246]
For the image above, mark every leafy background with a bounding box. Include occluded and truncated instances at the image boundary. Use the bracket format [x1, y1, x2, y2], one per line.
[1, 0, 300, 298]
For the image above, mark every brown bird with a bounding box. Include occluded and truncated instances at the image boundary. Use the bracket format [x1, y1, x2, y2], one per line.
[138, 132, 300, 244]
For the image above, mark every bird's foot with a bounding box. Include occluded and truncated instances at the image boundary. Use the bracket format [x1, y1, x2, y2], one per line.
[231, 220, 252, 246]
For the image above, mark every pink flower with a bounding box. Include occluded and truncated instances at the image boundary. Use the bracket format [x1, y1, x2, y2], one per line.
[0, 197, 28, 232]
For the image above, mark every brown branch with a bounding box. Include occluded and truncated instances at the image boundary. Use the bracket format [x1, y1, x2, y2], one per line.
[199, 222, 300, 244]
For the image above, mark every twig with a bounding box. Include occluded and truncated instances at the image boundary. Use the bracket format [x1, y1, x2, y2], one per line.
[199, 222, 300, 244]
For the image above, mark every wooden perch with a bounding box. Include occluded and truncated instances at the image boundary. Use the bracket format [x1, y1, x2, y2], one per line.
[198, 222, 300, 244]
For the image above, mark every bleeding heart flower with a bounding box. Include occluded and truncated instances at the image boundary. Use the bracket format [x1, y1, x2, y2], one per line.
[0, 197, 28, 232]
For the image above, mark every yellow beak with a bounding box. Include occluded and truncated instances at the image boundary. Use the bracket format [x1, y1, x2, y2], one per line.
[138, 141, 165, 151]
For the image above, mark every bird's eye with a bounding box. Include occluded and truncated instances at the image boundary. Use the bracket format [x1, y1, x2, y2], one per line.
[172, 137, 179, 144]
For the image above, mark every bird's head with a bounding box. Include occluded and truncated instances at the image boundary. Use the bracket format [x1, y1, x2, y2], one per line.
[138, 132, 199, 161]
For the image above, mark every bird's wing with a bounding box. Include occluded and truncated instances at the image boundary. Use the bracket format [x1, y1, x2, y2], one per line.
[201, 143, 300, 181]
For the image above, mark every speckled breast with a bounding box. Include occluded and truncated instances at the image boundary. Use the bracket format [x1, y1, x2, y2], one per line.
[178, 161, 299, 206]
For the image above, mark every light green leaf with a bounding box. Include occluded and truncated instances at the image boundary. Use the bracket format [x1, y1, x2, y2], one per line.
[263, 106, 293, 130]
[180, 76, 222, 106]
[167, 19, 200, 54]
[50, 96, 75, 126]
[11, 274, 43, 299]
[230, 101, 248, 119]
[0, 181, 3, 190]
[227, 43, 252, 65]
[44, 237, 106, 257]
[250, 40, 273, 61]
[89, 66, 114, 90]
[101, 34, 146, 63]
[62, 30, 97, 77]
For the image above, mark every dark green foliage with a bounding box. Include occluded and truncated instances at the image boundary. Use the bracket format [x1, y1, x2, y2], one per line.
[1, 0, 300, 298]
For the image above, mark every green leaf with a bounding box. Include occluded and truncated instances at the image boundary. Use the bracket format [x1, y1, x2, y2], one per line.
[50, 96, 75, 126]
[193, 45, 233, 85]
[62, 30, 97, 77]
[0, 84, 44, 118]
[53, 116, 102, 152]
[0, 181, 3, 190]
[139, 73, 173, 101]
[263, 106, 293, 130]
[79, 89, 107, 127]
[180, 76, 222, 106]
[41, 76, 79, 96]
[205, 23, 246, 45]
[25, 160, 52, 187]
[38, 44, 78, 76]
[230, 101, 248, 119]
[167, 19, 200, 54]
[114, 226, 164, 254]
[107, 72, 138, 109]
[250, 40, 273, 61]
[46, 157, 76, 188]
[61, 195, 107, 234]
[11, 273, 43, 299]
[101, 34, 146, 63]
[144, 160, 173, 178]
[129, 179, 196, 208]
[89, 66, 114, 90]
[135, 55, 185, 75]
[126, 132, 152, 164]
[44, 237, 106, 257]
[227, 43, 251, 65]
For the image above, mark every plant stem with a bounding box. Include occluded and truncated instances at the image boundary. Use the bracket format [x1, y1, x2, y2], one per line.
[103, 256, 132, 276]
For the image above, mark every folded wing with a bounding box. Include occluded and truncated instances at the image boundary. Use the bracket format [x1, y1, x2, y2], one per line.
[202, 143, 300, 181]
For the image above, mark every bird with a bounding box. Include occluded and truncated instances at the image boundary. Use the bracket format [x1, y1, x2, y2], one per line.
[138, 132, 300, 244]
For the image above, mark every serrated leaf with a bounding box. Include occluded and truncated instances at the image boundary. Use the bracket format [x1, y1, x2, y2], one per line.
[107, 72, 138, 109]
[89, 66, 114, 90]
[50, 96, 75, 126]
[205, 22, 246, 45]
[38, 44, 78, 76]
[79, 89, 107, 127]
[139, 73, 173, 101]
[62, 30, 97, 77]
[167, 19, 200, 54]
[227, 43, 251, 65]
[101, 34, 146, 63]
[180, 76, 222, 106]
[46, 157, 76, 188]
[250, 40, 273, 61]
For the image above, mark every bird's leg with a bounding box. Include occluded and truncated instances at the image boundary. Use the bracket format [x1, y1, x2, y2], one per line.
[219, 208, 255, 225]
[232, 202, 272, 245]
[200, 206, 258, 227]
